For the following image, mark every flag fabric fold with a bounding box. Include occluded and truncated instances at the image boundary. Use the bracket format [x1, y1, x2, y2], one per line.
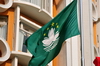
[25, 0, 80, 66]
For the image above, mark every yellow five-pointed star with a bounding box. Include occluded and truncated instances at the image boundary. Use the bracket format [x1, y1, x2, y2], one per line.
[56, 25, 59, 28]
[47, 28, 49, 30]
[51, 22, 54, 26]
[56, 23, 58, 25]
[43, 33, 46, 36]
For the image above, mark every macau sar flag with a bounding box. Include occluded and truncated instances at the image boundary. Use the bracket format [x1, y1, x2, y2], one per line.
[25, 0, 80, 66]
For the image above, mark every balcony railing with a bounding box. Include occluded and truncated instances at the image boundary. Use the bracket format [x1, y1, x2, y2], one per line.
[20, 0, 52, 16]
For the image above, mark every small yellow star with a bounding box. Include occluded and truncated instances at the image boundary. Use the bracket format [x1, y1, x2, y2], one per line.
[51, 22, 55, 26]
[47, 28, 49, 30]
[56, 25, 59, 28]
[43, 33, 46, 36]
[56, 23, 58, 25]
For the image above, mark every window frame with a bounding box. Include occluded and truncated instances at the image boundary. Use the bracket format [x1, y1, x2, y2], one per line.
[0, 16, 8, 40]
[18, 16, 41, 53]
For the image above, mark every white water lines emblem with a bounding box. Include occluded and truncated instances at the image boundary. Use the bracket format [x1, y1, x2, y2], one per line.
[42, 28, 59, 52]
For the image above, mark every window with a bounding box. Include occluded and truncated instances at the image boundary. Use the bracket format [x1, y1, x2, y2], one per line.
[31, 0, 41, 6]
[18, 22, 36, 53]
[43, 0, 52, 15]
[0, 16, 8, 40]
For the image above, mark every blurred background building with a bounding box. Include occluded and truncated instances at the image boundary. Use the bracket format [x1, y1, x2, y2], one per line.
[0, 0, 99, 66]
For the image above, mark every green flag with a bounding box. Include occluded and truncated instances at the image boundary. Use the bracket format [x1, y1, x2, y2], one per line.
[25, 0, 79, 66]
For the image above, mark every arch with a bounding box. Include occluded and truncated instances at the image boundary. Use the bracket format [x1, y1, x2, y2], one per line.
[0, 0, 12, 12]
[0, 38, 10, 64]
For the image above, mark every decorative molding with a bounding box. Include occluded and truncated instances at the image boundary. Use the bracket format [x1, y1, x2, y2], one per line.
[94, 45, 99, 57]
[0, 38, 10, 64]
[0, 0, 12, 12]
[92, 2, 98, 21]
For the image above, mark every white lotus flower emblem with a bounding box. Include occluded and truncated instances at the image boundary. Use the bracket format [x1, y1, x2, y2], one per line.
[42, 28, 59, 52]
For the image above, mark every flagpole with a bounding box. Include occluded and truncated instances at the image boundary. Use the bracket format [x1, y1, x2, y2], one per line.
[78, 0, 85, 66]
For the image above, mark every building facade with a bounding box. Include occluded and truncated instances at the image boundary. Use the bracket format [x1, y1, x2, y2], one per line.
[0, 0, 99, 66]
